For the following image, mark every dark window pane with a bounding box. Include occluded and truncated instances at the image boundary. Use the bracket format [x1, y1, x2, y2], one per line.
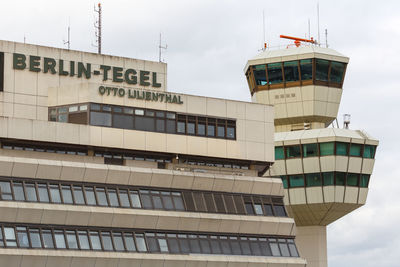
[199, 238, 211, 254]
[223, 195, 236, 214]
[323, 172, 335, 186]
[250, 241, 262, 256]
[330, 61, 345, 83]
[29, 229, 42, 248]
[214, 194, 226, 213]
[78, 231, 90, 250]
[347, 173, 359, 186]
[161, 193, 174, 210]
[167, 238, 180, 253]
[230, 237, 242, 255]
[253, 64, 267, 85]
[68, 112, 87, 125]
[42, 230, 54, 248]
[263, 204, 274, 216]
[286, 145, 301, 158]
[16, 227, 29, 248]
[182, 192, 195, 211]
[89, 231, 101, 250]
[233, 195, 246, 214]
[275, 146, 285, 160]
[141, 192, 152, 209]
[189, 237, 201, 253]
[289, 175, 305, 187]
[198, 123, 206, 136]
[177, 121, 186, 134]
[172, 193, 185, 211]
[152, 194, 163, 209]
[187, 122, 195, 135]
[336, 172, 346, 185]
[193, 192, 206, 212]
[61, 185, 73, 204]
[363, 145, 376, 158]
[55, 230, 66, 249]
[113, 114, 133, 129]
[66, 231, 78, 249]
[245, 202, 255, 215]
[260, 241, 272, 256]
[178, 237, 190, 253]
[204, 193, 216, 212]
[90, 111, 112, 127]
[84, 186, 96, 205]
[300, 59, 313, 81]
[96, 187, 108, 206]
[316, 59, 329, 81]
[281, 176, 288, 189]
[156, 111, 165, 118]
[38, 184, 49, 202]
[49, 184, 61, 203]
[306, 173, 322, 186]
[166, 120, 176, 133]
[0, 181, 12, 200]
[73, 186, 85, 204]
[268, 62, 283, 84]
[284, 61, 299, 82]
[320, 142, 334, 156]
[101, 232, 113, 251]
[217, 125, 225, 138]
[220, 237, 232, 254]
[336, 142, 349, 156]
[227, 127, 235, 139]
[274, 205, 287, 217]
[207, 125, 215, 137]
[303, 143, 318, 157]
[13, 182, 25, 201]
[119, 190, 131, 207]
[289, 243, 299, 257]
[209, 238, 221, 254]
[135, 117, 155, 131]
[156, 119, 165, 132]
[91, 104, 100, 111]
[107, 189, 119, 207]
[360, 174, 370, 188]
[25, 183, 37, 201]
[124, 233, 136, 251]
[240, 239, 251, 255]
[350, 143, 362, 157]
[147, 235, 159, 252]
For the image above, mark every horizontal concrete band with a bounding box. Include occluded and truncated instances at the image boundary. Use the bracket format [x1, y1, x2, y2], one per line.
[0, 202, 296, 236]
[0, 156, 283, 196]
[0, 249, 307, 267]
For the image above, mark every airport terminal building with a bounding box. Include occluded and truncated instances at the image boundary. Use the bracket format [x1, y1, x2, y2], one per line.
[0, 40, 306, 266]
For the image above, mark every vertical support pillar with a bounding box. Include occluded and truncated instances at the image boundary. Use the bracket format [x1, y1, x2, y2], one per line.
[296, 225, 328, 267]
[0, 52, 4, 92]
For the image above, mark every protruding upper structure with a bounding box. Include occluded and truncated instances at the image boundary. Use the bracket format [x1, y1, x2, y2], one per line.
[244, 41, 349, 132]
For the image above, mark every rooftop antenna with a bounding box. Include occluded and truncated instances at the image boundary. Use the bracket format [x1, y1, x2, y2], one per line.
[23, 35, 26, 44]
[343, 114, 351, 129]
[63, 18, 71, 50]
[308, 18, 311, 39]
[258, 10, 267, 51]
[317, 2, 320, 46]
[94, 2, 102, 54]
[325, 29, 328, 48]
[158, 33, 167, 62]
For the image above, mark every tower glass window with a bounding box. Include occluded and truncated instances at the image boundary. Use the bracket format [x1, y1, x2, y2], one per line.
[306, 173, 322, 186]
[316, 59, 330, 81]
[253, 65, 267, 85]
[275, 147, 285, 160]
[320, 142, 334, 156]
[363, 145, 376, 158]
[300, 59, 312, 81]
[284, 61, 299, 82]
[267, 63, 283, 84]
[330, 61, 345, 83]
[336, 142, 348, 156]
[289, 175, 304, 187]
[302, 143, 318, 157]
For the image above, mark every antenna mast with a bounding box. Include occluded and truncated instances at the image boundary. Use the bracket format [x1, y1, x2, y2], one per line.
[158, 33, 167, 62]
[94, 3, 102, 54]
[263, 10, 267, 50]
[308, 19, 311, 39]
[317, 2, 320, 46]
[63, 18, 71, 50]
[325, 29, 328, 48]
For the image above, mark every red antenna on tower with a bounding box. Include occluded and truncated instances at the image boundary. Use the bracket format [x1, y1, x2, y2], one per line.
[280, 35, 316, 47]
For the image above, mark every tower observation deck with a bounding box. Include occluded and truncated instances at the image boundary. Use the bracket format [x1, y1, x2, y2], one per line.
[244, 37, 379, 267]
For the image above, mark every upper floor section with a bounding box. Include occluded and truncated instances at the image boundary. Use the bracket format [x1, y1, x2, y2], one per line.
[244, 45, 349, 130]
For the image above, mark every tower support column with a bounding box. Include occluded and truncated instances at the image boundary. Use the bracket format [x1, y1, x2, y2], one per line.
[296, 226, 327, 267]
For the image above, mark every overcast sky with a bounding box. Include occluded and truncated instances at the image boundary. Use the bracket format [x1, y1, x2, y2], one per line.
[1, 0, 399, 266]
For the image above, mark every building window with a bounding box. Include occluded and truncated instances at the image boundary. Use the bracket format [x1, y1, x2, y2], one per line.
[302, 143, 318, 157]
[253, 64, 267, 85]
[275, 147, 285, 160]
[300, 59, 313, 81]
[267, 63, 283, 85]
[363, 145, 376, 158]
[315, 59, 330, 81]
[289, 175, 304, 187]
[319, 142, 334, 156]
[306, 173, 322, 186]
[349, 143, 362, 157]
[286, 145, 301, 158]
[283, 61, 299, 82]
[330, 61, 345, 83]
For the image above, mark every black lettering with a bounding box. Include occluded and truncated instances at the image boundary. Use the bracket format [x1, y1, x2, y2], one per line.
[59, 60, 69, 76]
[29, 56, 41, 72]
[100, 65, 111, 81]
[13, 53, 26, 70]
[99, 86, 106, 95]
[70, 61, 75, 76]
[140, 71, 150, 86]
[152, 72, 161, 87]
[78, 62, 91, 79]
[113, 67, 123, 82]
[124, 69, 137, 84]
[43, 57, 57, 74]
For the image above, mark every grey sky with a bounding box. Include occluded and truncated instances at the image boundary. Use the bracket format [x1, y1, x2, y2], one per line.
[1, 0, 399, 266]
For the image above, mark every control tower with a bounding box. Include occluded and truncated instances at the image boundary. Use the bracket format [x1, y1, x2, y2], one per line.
[244, 36, 379, 267]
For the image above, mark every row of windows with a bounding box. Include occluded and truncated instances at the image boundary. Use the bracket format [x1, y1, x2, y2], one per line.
[275, 142, 376, 160]
[49, 103, 236, 140]
[0, 177, 287, 217]
[280, 172, 371, 189]
[0, 224, 299, 257]
[246, 58, 346, 92]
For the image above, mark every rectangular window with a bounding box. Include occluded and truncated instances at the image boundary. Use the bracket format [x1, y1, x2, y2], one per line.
[113, 232, 125, 251]
[29, 228, 42, 248]
[207, 119, 216, 137]
[193, 192, 206, 212]
[329, 61, 345, 83]
[0, 181, 12, 200]
[306, 173, 322, 186]
[61, 185, 73, 204]
[323, 172, 335, 186]
[274, 205, 287, 217]
[90, 112, 112, 127]
[96, 187, 108, 206]
[16, 227, 29, 248]
[177, 121, 186, 134]
[84, 186, 96, 205]
[78, 231, 90, 250]
[198, 122, 206, 136]
[89, 231, 102, 250]
[101, 232, 114, 251]
[253, 64, 267, 85]
[38, 184, 50, 202]
[360, 174, 370, 188]
[73, 186, 85, 204]
[284, 61, 299, 82]
[49, 184, 61, 203]
[280, 176, 288, 189]
[302, 143, 318, 157]
[363, 145, 376, 158]
[316, 59, 330, 81]
[289, 175, 304, 187]
[107, 189, 119, 207]
[336, 172, 346, 185]
[130, 191, 142, 208]
[123, 233, 136, 251]
[347, 173, 359, 186]
[267, 62, 283, 84]
[54, 230, 66, 249]
[42, 229, 54, 248]
[217, 125, 225, 138]
[300, 59, 313, 81]
[113, 114, 133, 129]
[227, 126, 235, 139]
[119, 189, 131, 207]
[156, 119, 165, 132]
[336, 142, 349, 156]
[350, 143, 362, 157]
[286, 145, 301, 158]
[135, 234, 147, 252]
[172, 192, 185, 211]
[13, 182, 25, 201]
[66, 231, 78, 249]
[320, 142, 334, 156]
